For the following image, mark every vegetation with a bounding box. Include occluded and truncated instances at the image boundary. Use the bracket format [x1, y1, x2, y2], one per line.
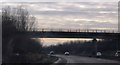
[44, 39, 119, 57]
[2, 5, 119, 64]
[2, 6, 55, 63]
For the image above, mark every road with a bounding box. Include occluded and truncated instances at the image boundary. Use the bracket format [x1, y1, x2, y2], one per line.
[55, 55, 120, 65]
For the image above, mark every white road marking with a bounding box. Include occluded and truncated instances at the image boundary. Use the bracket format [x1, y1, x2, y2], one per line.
[54, 58, 62, 63]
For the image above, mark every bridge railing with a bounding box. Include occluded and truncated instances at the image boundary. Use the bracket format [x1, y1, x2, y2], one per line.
[32, 28, 118, 33]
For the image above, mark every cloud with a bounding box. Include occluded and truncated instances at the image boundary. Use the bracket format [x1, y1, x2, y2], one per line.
[1, 2, 118, 31]
[1, 0, 119, 2]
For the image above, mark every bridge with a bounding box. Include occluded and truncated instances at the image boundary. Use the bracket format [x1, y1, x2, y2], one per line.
[19, 28, 119, 39]
[26, 28, 119, 54]
[16, 28, 120, 55]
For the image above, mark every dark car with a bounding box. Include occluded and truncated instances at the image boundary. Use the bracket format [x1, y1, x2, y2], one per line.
[49, 51, 54, 55]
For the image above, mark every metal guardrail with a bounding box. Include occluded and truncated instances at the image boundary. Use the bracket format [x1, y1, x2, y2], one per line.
[31, 28, 119, 33]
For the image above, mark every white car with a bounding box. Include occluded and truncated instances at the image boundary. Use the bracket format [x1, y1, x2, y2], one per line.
[115, 51, 120, 57]
[64, 52, 70, 55]
[96, 52, 102, 57]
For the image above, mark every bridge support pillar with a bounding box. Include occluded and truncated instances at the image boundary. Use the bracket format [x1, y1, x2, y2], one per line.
[92, 38, 97, 56]
[116, 36, 120, 51]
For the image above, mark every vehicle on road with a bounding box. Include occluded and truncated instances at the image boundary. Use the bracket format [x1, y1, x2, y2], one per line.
[48, 51, 54, 55]
[96, 52, 102, 58]
[64, 52, 69, 55]
[115, 51, 120, 57]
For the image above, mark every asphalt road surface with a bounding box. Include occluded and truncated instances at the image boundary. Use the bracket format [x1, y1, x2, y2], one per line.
[55, 55, 120, 65]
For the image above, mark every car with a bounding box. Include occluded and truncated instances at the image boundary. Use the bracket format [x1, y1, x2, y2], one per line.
[64, 52, 69, 55]
[49, 51, 54, 55]
[96, 52, 102, 58]
[115, 51, 120, 57]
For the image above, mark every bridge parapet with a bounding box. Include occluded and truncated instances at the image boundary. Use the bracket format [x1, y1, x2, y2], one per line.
[32, 28, 118, 33]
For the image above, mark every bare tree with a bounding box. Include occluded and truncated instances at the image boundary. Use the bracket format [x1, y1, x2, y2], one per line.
[2, 6, 38, 63]
[2, 6, 37, 37]
[14, 6, 36, 31]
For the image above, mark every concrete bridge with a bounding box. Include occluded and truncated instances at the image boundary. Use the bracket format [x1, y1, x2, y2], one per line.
[19, 28, 119, 39]
[18, 28, 120, 53]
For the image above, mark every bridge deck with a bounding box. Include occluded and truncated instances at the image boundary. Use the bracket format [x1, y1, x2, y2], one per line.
[16, 28, 119, 38]
[20, 31, 119, 39]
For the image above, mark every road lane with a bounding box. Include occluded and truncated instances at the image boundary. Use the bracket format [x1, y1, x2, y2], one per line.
[55, 55, 120, 64]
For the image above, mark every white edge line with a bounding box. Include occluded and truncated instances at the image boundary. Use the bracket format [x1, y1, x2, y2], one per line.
[54, 58, 62, 63]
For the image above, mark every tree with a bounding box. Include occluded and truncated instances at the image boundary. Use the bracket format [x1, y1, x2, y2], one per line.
[2, 6, 37, 38]
[2, 6, 39, 63]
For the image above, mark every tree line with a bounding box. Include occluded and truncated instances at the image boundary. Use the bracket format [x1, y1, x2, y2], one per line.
[44, 39, 119, 57]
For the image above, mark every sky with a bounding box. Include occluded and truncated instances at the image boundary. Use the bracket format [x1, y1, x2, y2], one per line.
[1, 0, 119, 2]
[1, 0, 119, 46]
[32, 38, 94, 46]
[1, 2, 118, 30]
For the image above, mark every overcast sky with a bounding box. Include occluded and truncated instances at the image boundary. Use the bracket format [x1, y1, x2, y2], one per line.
[1, 1, 119, 46]
[1, 2, 118, 30]
[1, 0, 119, 2]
